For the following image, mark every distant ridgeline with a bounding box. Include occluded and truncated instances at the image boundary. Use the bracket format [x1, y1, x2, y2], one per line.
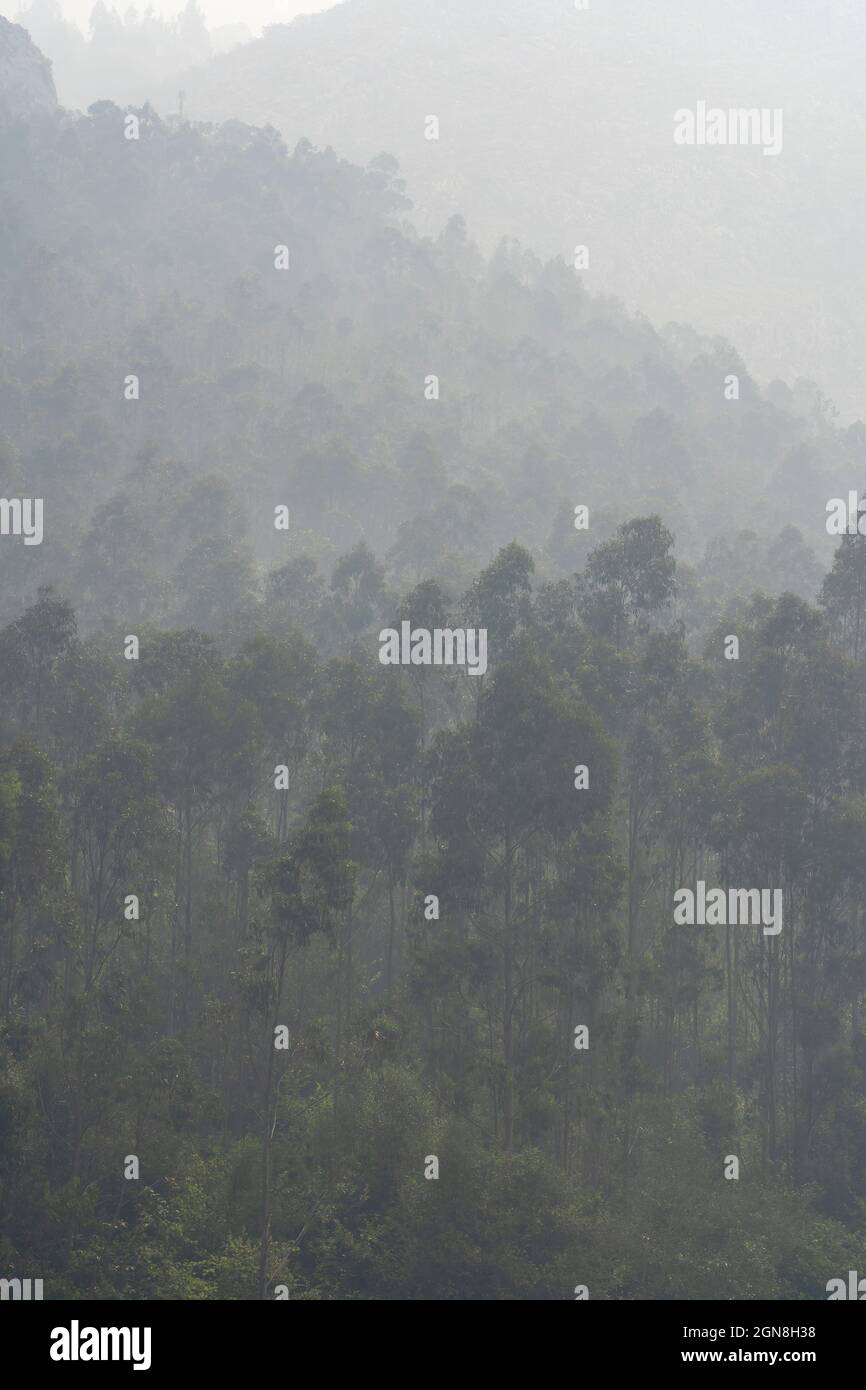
[149, 0, 866, 427]
[0, 26, 860, 638]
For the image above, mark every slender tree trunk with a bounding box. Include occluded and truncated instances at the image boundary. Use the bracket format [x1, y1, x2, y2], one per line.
[258, 934, 289, 1300]
[386, 879, 396, 995]
[503, 833, 514, 1153]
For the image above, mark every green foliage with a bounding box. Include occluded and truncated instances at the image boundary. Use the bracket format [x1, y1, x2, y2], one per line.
[0, 52, 864, 1298]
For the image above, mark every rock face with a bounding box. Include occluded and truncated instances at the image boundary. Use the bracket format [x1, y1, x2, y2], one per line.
[0, 15, 57, 124]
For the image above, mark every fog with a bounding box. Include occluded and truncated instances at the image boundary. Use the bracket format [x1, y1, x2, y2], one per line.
[2, 0, 866, 1318]
[49, 0, 337, 34]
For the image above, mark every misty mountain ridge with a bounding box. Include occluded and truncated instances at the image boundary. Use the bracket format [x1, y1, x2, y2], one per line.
[0, 9, 859, 642]
[140, 0, 866, 426]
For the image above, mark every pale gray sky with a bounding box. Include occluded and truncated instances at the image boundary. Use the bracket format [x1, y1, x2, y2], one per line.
[59, 0, 339, 35]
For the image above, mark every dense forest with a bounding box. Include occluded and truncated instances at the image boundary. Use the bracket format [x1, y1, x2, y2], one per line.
[2, 13, 866, 1301]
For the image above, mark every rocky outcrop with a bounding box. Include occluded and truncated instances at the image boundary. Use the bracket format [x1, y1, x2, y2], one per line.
[0, 15, 57, 123]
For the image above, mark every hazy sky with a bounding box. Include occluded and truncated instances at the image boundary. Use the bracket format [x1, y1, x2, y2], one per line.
[59, 0, 339, 34]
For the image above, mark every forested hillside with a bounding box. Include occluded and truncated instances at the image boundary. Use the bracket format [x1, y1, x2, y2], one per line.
[0, 87, 856, 638]
[150, 0, 866, 424]
[2, 17, 866, 1301]
[0, 10, 55, 119]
